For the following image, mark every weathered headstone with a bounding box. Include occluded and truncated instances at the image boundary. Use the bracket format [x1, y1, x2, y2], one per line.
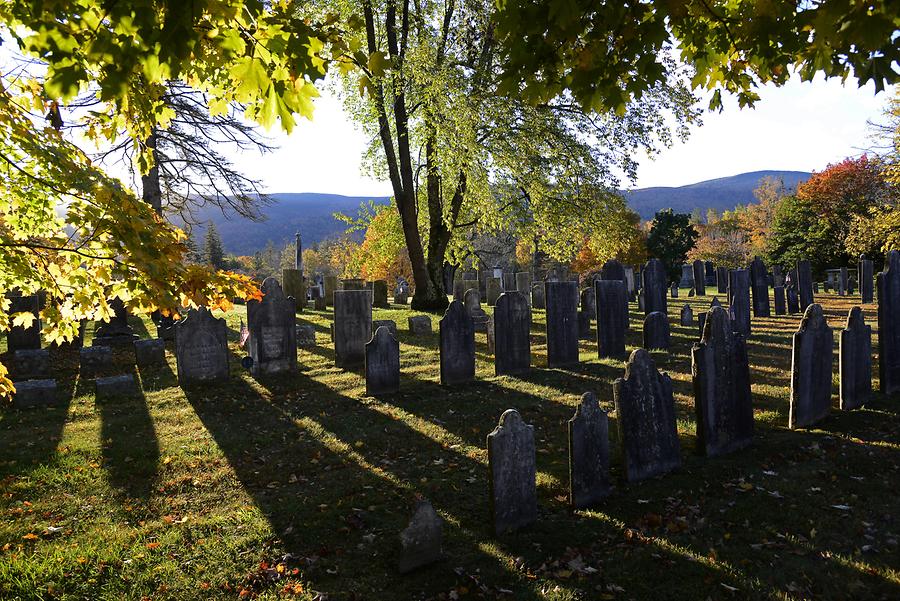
[296, 324, 316, 347]
[623, 266, 636, 297]
[96, 374, 140, 399]
[453, 279, 466, 302]
[839, 267, 849, 296]
[13, 349, 50, 380]
[134, 339, 166, 368]
[680, 304, 693, 326]
[789, 304, 834, 429]
[464, 289, 491, 333]
[595, 280, 627, 359]
[365, 326, 400, 396]
[314, 296, 327, 311]
[600, 258, 625, 282]
[786, 284, 800, 314]
[333, 290, 373, 368]
[859, 255, 874, 303]
[7, 294, 42, 352]
[692, 306, 753, 456]
[373, 319, 398, 339]
[487, 409, 537, 535]
[643, 258, 667, 315]
[568, 392, 610, 508]
[531, 283, 545, 309]
[247, 278, 297, 376]
[439, 300, 475, 385]
[680, 264, 694, 288]
[515, 272, 532, 307]
[613, 349, 681, 482]
[839, 306, 872, 410]
[749, 256, 771, 317]
[693, 260, 706, 296]
[12, 379, 57, 408]
[372, 280, 390, 308]
[494, 292, 531, 375]
[716, 266, 728, 294]
[578, 287, 595, 340]
[324, 275, 338, 306]
[546, 281, 580, 367]
[642, 311, 670, 351]
[705, 261, 716, 286]
[394, 279, 409, 306]
[282, 269, 304, 311]
[397, 500, 443, 574]
[728, 269, 751, 338]
[670, 284, 679, 298]
[93, 298, 137, 347]
[486, 277, 503, 306]
[797, 260, 814, 310]
[774, 285, 786, 315]
[341, 278, 366, 291]
[80, 346, 112, 377]
[697, 311, 707, 339]
[175, 308, 229, 385]
[877, 249, 900, 395]
[408, 315, 432, 336]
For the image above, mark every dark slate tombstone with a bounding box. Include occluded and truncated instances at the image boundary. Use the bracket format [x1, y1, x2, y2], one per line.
[716, 266, 728, 294]
[408, 315, 432, 336]
[797, 259, 814, 310]
[680, 304, 693, 326]
[324, 276, 338, 307]
[93, 298, 138, 347]
[642, 311, 670, 351]
[96, 374, 140, 399]
[155, 314, 177, 341]
[462, 279, 479, 303]
[515, 272, 532, 307]
[613, 349, 681, 482]
[637, 291, 645, 312]
[373, 280, 390, 308]
[693, 260, 706, 296]
[80, 346, 112, 377]
[600, 258, 625, 282]
[282, 269, 303, 311]
[705, 261, 716, 286]
[623, 266, 636, 297]
[341, 278, 366, 291]
[749, 256, 771, 317]
[7, 294, 42, 352]
[670, 283, 679, 298]
[545, 281, 580, 367]
[692, 306, 753, 456]
[595, 280, 627, 359]
[710, 296, 721, 308]
[314, 295, 327, 311]
[531, 283, 545, 309]
[296, 324, 316, 347]
[727, 269, 751, 338]
[839, 307, 872, 410]
[452, 279, 466, 302]
[247, 277, 297, 376]
[13, 349, 50, 380]
[373, 319, 398, 339]
[813, 281, 820, 294]
[687, 288, 695, 298]
[859, 255, 874, 303]
[334, 290, 373, 368]
[680, 264, 694, 288]
[774, 285, 786, 315]
[486, 277, 502, 306]
[877, 250, 900, 395]
[789, 304, 834, 429]
[365, 326, 400, 396]
[786, 284, 800, 314]
[697, 311, 707, 339]
[568, 392, 610, 508]
[839, 267, 849, 296]
[643, 258, 667, 315]
[175, 308, 229, 386]
[487, 409, 537, 535]
[12, 379, 57, 408]
[134, 339, 166, 368]
[848, 277, 856, 295]
[494, 292, 531, 375]
[397, 500, 443, 574]
[578, 287, 595, 340]
[439, 300, 475, 386]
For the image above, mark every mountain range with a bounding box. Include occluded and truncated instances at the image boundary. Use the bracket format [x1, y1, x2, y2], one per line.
[186, 170, 811, 255]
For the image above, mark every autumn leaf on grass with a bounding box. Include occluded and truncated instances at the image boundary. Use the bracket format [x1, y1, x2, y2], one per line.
[22, 533, 39, 540]
[146, 542, 160, 549]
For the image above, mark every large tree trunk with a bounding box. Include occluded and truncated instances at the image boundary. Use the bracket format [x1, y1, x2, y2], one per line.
[141, 130, 162, 215]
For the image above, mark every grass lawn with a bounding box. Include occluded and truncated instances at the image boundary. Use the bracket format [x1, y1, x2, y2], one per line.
[1, 290, 899, 600]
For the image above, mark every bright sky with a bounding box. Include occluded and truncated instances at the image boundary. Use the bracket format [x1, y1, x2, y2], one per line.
[231, 74, 893, 196]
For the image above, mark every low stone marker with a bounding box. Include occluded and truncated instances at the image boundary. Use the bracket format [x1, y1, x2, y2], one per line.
[494, 292, 531, 375]
[365, 326, 400, 396]
[642, 311, 670, 351]
[486, 277, 502, 306]
[14, 349, 49, 380]
[692, 306, 753, 456]
[643, 258, 667, 315]
[680, 304, 693, 326]
[595, 280, 627, 359]
[334, 290, 373, 368]
[296, 324, 316, 347]
[613, 349, 681, 482]
[839, 307, 872, 410]
[877, 249, 900, 395]
[859, 254, 874, 303]
[789, 303, 833, 429]
[440, 300, 475, 385]
[12, 379, 58, 408]
[487, 409, 537, 535]
[693, 259, 706, 296]
[247, 278, 297, 376]
[96, 374, 140, 399]
[408, 315, 432, 336]
[80, 346, 112, 377]
[373, 319, 398, 339]
[397, 500, 443, 574]
[373, 280, 390, 308]
[774, 285, 786, 315]
[175, 308, 229, 386]
[797, 259, 814, 310]
[134, 339, 166, 368]
[568, 392, 610, 508]
[546, 281, 580, 367]
[531, 283, 545, 309]
[728, 269, 751, 338]
[749, 256, 771, 317]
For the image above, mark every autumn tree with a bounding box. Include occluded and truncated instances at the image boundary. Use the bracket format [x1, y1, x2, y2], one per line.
[646, 210, 699, 285]
[203, 222, 226, 270]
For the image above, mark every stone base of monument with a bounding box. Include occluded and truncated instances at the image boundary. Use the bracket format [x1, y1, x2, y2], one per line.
[93, 333, 139, 348]
[134, 339, 166, 368]
[13, 379, 58, 408]
[13, 349, 50, 380]
[96, 374, 140, 399]
[80, 346, 113, 377]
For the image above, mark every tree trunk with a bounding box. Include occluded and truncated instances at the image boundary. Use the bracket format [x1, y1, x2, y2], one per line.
[141, 130, 162, 215]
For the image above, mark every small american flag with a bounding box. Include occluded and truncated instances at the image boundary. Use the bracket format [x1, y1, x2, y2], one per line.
[239, 319, 250, 348]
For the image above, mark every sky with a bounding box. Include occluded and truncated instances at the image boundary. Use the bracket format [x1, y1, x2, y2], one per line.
[229, 74, 893, 196]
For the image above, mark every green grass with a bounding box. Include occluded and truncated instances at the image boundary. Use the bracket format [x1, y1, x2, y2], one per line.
[2, 291, 899, 600]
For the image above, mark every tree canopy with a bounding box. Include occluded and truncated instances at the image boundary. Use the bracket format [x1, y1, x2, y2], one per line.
[646, 210, 699, 285]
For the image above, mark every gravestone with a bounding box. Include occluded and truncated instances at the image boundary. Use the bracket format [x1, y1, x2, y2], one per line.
[600, 259, 629, 328]
[642, 311, 670, 351]
[687, 288, 695, 297]
[692, 306, 753, 456]
[710, 297, 721, 308]
[578, 287, 595, 340]
[623, 266, 636, 297]
[394, 279, 409, 306]
[680, 304, 693, 326]
[462, 279, 479, 303]
[333, 290, 373, 368]
[464, 289, 491, 333]
[365, 326, 400, 396]
[314, 296, 327, 311]
[282, 269, 304, 311]
[96, 374, 139, 399]
[839, 307, 872, 410]
[568, 392, 610, 508]
[515, 272, 532, 307]
[877, 249, 900, 395]
[12, 379, 57, 408]
[397, 500, 443, 574]
[577, 309, 591, 341]
[848, 277, 856, 295]
[613, 349, 681, 482]
[716, 266, 728, 294]
[372, 280, 390, 308]
[728, 269, 751, 338]
[595, 280, 627, 359]
[530, 283, 545, 309]
[341, 278, 366, 291]
[7, 294, 42, 352]
[486, 277, 503, 306]
[487, 409, 537, 535]
[439, 300, 475, 385]
[637, 292, 645, 312]
[774, 285, 786, 315]
[175, 308, 229, 385]
[373, 319, 398, 339]
[494, 292, 531, 375]
[93, 298, 137, 347]
[503, 272, 516, 292]
[670, 284, 678, 298]
[546, 281, 580, 367]
[797, 259, 814, 310]
[643, 258, 667, 315]
[80, 346, 112, 377]
[680, 264, 694, 288]
[296, 324, 316, 347]
[773, 265, 784, 287]
[693, 260, 706, 296]
[697, 311, 707, 339]
[13, 349, 50, 380]
[247, 278, 297, 376]
[786, 284, 800, 314]
[813, 281, 820, 294]
[749, 256, 771, 317]
[705, 261, 716, 286]
[324, 276, 338, 306]
[839, 267, 848, 296]
[156, 314, 177, 341]
[408, 315, 432, 336]
[453, 279, 466, 302]
[859, 255, 874, 303]
[134, 339, 166, 368]
[789, 304, 834, 429]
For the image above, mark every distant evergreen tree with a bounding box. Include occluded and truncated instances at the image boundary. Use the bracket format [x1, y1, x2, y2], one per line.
[204, 222, 225, 269]
[647, 209, 699, 285]
[184, 235, 203, 263]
